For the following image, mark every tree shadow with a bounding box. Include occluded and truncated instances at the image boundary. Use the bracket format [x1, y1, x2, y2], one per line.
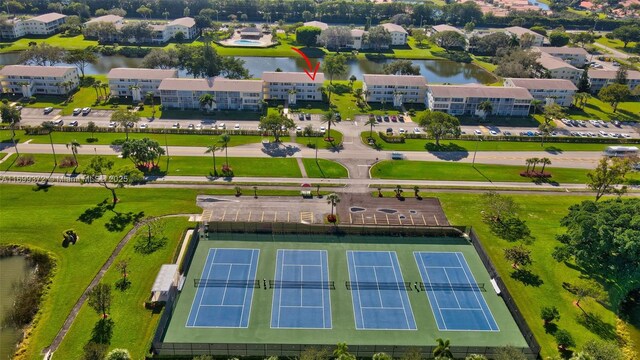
[314, 160, 327, 178]
[77, 199, 109, 224]
[134, 234, 168, 255]
[104, 210, 145, 232]
[544, 322, 558, 334]
[531, 176, 560, 186]
[261, 143, 300, 157]
[90, 318, 114, 345]
[327, 142, 344, 153]
[575, 312, 617, 340]
[424, 142, 469, 160]
[511, 268, 544, 287]
[544, 146, 564, 154]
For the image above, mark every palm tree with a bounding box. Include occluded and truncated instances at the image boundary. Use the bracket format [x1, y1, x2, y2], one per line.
[349, 75, 356, 88]
[525, 158, 534, 173]
[41, 121, 57, 167]
[326, 193, 340, 217]
[205, 144, 222, 176]
[94, 80, 103, 99]
[320, 84, 335, 106]
[365, 116, 377, 138]
[199, 93, 214, 112]
[9, 119, 20, 157]
[413, 185, 420, 199]
[433, 338, 453, 359]
[66, 140, 81, 168]
[530, 157, 541, 173]
[146, 91, 156, 118]
[540, 157, 552, 174]
[219, 133, 231, 167]
[100, 83, 110, 99]
[477, 100, 493, 120]
[321, 112, 337, 142]
[530, 99, 543, 115]
[394, 185, 403, 198]
[92, 82, 100, 99]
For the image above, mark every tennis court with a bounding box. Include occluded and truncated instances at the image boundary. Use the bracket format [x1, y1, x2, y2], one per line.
[414, 251, 499, 331]
[186, 248, 260, 328]
[270, 249, 332, 329]
[346, 251, 417, 330]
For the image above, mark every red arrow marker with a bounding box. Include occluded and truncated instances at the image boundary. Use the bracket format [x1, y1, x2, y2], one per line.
[292, 47, 320, 80]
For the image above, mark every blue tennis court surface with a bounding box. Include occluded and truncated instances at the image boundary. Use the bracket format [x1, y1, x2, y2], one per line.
[271, 249, 332, 329]
[186, 248, 259, 328]
[414, 251, 499, 331]
[347, 251, 417, 330]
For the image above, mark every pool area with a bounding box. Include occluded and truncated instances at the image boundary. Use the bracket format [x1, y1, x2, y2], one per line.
[233, 39, 264, 46]
[219, 34, 275, 48]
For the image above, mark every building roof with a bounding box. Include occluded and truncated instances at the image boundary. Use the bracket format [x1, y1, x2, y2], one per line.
[167, 17, 195, 27]
[428, 85, 533, 99]
[538, 53, 579, 70]
[431, 24, 464, 35]
[505, 26, 543, 38]
[262, 71, 325, 83]
[30, 12, 66, 23]
[381, 23, 408, 34]
[351, 29, 366, 37]
[240, 27, 261, 33]
[151, 264, 178, 293]
[84, 15, 123, 25]
[589, 69, 640, 80]
[158, 77, 263, 92]
[107, 68, 178, 80]
[0, 65, 76, 77]
[505, 78, 578, 91]
[303, 21, 329, 30]
[536, 46, 589, 56]
[363, 74, 427, 87]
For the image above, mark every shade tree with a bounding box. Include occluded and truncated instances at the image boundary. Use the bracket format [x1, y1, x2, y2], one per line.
[417, 111, 461, 147]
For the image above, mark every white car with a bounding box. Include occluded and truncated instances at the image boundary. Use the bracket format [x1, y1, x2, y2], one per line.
[172, 122, 180, 129]
[72, 108, 82, 115]
[319, 126, 326, 133]
[195, 124, 202, 130]
[474, 129, 482, 135]
[139, 123, 148, 129]
[399, 128, 406, 134]
[81, 107, 91, 115]
[490, 130, 498, 136]
[296, 126, 302, 131]
[413, 127, 421, 134]
[234, 124, 240, 130]
[217, 123, 225, 129]
[43, 107, 54, 114]
[108, 121, 117, 128]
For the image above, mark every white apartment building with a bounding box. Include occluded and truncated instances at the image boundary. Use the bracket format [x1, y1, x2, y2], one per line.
[504, 78, 578, 107]
[588, 69, 640, 93]
[537, 53, 584, 85]
[158, 78, 263, 111]
[0, 13, 67, 39]
[107, 68, 178, 101]
[429, 24, 465, 37]
[349, 29, 367, 50]
[535, 46, 589, 68]
[165, 17, 198, 40]
[427, 85, 533, 117]
[381, 23, 408, 46]
[84, 15, 124, 27]
[362, 74, 427, 107]
[262, 72, 325, 105]
[0, 65, 79, 97]
[504, 26, 546, 47]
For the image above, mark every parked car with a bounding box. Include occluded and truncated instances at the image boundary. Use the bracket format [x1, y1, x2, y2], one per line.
[72, 108, 82, 115]
[304, 113, 311, 120]
[14, 105, 23, 111]
[386, 127, 393, 134]
[503, 131, 512, 136]
[375, 115, 382, 122]
[108, 121, 117, 128]
[234, 124, 240, 130]
[413, 127, 421, 134]
[298, 113, 304, 120]
[489, 130, 498, 136]
[613, 120, 622, 128]
[335, 113, 342, 121]
[398, 128, 406, 134]
[217, 123, 225, 129]
[139, 123, 148, 129]
[69, 120, 78, 126]
[391, 115, 397, 122]
[53, 119, 63, 126]
[195, 124, 202, 130]
[319, 126, 326, 133]
[383, 116, 390, 122]
[296, 126, 302, 131]
[188, 124, 195, 130]
[81, 107, 91, 115]
[474, 129, 482, 135]
[172, 122, 180, 129]
[398, 115, 405, 122]
[43, 107, 54, 114]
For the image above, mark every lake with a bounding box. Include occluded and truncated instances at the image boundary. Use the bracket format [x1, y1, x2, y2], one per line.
[0, 256, 33, 360]
[0, 53, 496, 84]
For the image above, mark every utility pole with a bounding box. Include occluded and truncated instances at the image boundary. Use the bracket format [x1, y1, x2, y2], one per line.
[472, 137, 482, 167]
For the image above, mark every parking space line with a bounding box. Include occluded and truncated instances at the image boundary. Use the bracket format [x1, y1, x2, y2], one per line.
[248, 211, 252, 222]
[410, 215, 415, 226]
[433, 214, 439, 226]
[374, 214, 378, 225]
[421, 214, 427, 225]
[274, 211, 277, 222]
[234, 210, 239, 222]
[221, 209, 227, 221]
[261, 211, 264, 222]
[385, 214, 389, 224]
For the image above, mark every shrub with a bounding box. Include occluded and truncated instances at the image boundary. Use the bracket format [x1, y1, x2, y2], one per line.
[554, 329, 575, 349]
[327, 214, 337, 223]
[59, 156, 78, 168]
[83, 342, 108, 360]
[221, 165, 234, 177]
[16, 155, 35, 167]
[105, 348, 131, 360]
[540, 306, 560, 324]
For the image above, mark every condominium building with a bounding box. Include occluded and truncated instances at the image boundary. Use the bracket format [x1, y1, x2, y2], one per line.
[262, 72, 325, 105]
[83, 15, 124, 27]
[0, 13, 67, 39]
[107, 68, 179, 101]
[0, 65, 79, 97]
[83, 16, 196, 43]
[535, 46, 589, 68]
[537, 53, 584, 84]
[381, 23, 408, 45]
[429, 24, 465, 36]
[504, 78, 578, 107]
[588, 69, 640, 93]
[349, 29, 367, 50]
[165, 17, 198, 40]
[158, 78, 263, 110]
[362, 74, 428, 107]
[504, 26, 546, 47]
[426, 85, 533, 117]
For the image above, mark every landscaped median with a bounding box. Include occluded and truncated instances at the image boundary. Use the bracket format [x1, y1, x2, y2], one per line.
[370, 160, 640, 184]
[0, 153, 349, 179]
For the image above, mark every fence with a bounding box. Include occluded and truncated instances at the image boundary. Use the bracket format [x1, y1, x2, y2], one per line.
[467, 227, 542, 357]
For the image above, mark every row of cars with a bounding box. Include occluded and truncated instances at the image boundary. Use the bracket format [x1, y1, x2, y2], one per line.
[561, 118, 625, 128]
[372, 114, 405, 123]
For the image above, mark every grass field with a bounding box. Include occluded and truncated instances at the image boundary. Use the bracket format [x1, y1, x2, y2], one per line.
[371, 160, 640, 184]
[596, 37, 639, 55]
[361, 132, 618, 152]
[533, 97, 640, 122]
[302, 158, 348, 178]
[0, 34, 99, 53]
[0, 130, 287, 147]
[0, 153, 303, 178]
[295, 129, 344, 150]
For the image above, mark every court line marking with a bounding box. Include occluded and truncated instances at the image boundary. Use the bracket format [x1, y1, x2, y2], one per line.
[442, 267, 462, 309]
[415, 251, 447, 330]
[187, 248, 217, 327]
[239, 249, 258, 328]
[455, 252, 499, 331]
[389, 251, 416, 330]
[372, 267, 385, 310]
[347, 251, 365, 330]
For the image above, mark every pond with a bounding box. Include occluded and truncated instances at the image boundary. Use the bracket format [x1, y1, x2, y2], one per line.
[0, 53, 496, 84]
[528, 0, 550, 10]
[0, 256, 33, 360]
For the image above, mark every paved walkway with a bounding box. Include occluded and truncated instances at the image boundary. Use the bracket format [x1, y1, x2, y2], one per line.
[593, 41, 631, 59]
[43, 213, 197, 359]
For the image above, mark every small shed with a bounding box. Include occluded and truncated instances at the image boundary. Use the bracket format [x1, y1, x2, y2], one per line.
[151, 264, 179, 302]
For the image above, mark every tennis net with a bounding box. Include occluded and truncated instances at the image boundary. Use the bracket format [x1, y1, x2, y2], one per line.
[269, 280, 335, 289]
[419, 282, 486, 292]
[194, 279, 260, 288]
[345, 281, 412, 290]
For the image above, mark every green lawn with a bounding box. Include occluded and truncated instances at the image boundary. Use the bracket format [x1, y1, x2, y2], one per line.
[302, 158, 349, 178]
[0, 34, 99, 53]
[535, 96, 640, 122]
[391, 38, 445, 59]
[0, 130, 286, 147]
[361, 131, 619, 152]
[371, 160, 640, 184]
[596, 37, 639, 55]
[295, 129, 344, 150]
[433, 193, 630, 358]
[0, 153, 303, 178]
[52, 217, 191, 359]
